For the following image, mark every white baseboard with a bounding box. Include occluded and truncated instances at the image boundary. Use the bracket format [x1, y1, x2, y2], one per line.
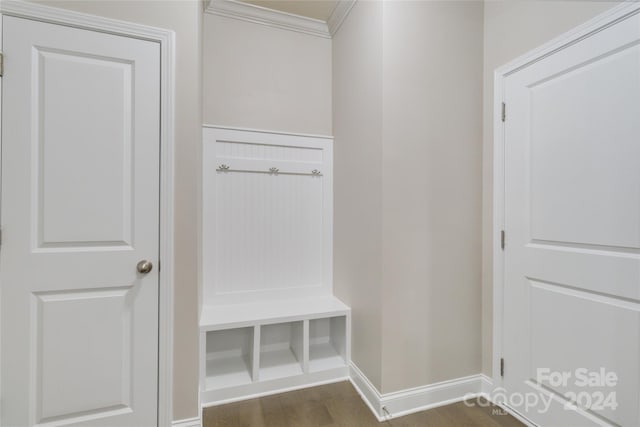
[349, 362, 491, 421]
[194, 362, 519, 424]
[480, 373, 494, 395]
[201, 374, 349, 407]
[349, 363, 385, 420]
[200, 359, 348, 407]
[172, 417, 201, 427]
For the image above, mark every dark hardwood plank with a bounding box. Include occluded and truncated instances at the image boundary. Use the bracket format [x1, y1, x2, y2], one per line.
[388, 404, 450, 427]
[203, 382, 524, 427]
[203, 400, 240, 427]
[260, 393, 291, 427]
[324, 394, 384, 427]
[235, 398, 266, 427]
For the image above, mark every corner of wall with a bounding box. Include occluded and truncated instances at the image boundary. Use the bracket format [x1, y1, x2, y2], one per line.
[350, 361, 489, 422]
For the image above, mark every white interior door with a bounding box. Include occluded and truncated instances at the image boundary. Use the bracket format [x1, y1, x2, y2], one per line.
[503, 9, 640, 427]
[1, 16, 160, 426]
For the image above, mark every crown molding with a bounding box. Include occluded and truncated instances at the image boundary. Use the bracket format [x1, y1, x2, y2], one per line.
[327, 0, 356, 36]
[205, 0, 331, 38]
[205, 0, 356, 39]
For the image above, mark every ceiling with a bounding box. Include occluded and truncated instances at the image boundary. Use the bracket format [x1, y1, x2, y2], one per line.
[240, 0, 339, 22]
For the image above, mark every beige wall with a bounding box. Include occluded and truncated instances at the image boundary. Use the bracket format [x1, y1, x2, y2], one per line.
[481, 0, 623, 376]
[28, 0, 203, 421]
[334, 0, 483, 394]
[381, 0, 483, 392]
[203, 13, 332, 135]
[332, 0, 384, 390]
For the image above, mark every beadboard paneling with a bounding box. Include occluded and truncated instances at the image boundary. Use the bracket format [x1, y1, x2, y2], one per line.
[202, 126, 333, 306]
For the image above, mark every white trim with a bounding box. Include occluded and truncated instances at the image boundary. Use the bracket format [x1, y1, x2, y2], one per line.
[171, 417, 202, 427]
[327, 0, 356, 36]
[0, 0, 174, 42]
[491, 64, 506, 393]
[494, 2, 640, 78]
[205, 0, 330, 39]
[0, 13, 3, 426]
[349, 362, 487, 421]
[492, 0, 640, 395]
[204, 0, 356, 39]
[0, 2, 176, 426]
[348, 363, 385, 421]
[202, 376, 348, 408]
[381, 375, 484, 420]
[202, 124, 332, 140]
[479, 374, 494, 395]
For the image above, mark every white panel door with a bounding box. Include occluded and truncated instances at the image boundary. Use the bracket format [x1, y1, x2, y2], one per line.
[503, 10, 640, 427]
[1, 16, 160, 426]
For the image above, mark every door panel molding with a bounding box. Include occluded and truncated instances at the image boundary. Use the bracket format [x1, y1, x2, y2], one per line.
[0, 1, 175, 425]
[492, 2, 640, 425]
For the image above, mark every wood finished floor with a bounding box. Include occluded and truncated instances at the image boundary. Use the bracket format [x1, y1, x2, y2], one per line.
[203, 381, 524, 427]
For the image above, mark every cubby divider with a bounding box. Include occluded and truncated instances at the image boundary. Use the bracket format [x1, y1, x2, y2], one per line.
[199, 297, 350, 405]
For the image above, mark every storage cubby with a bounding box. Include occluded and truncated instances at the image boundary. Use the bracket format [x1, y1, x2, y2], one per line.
[199, 299, 350, 405]
[309, 316, 347, 373]
[200, 127, 349, 406]
[205, 327, 254, 390]
[259, 321, 304, 381]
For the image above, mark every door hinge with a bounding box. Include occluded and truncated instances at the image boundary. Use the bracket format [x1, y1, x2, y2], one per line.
[500, 358, 505, 377]
[500, 230, 505, 250]
[501, 102, 506, 122]
[0, 52, 4, 77]
[0, 228, 2, 247]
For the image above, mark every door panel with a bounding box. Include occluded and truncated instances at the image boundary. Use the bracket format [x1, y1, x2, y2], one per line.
[529, 43, 640, 249]
[1, 16, 160, 427]
[36, 287, 134, 420]
[503, 10, 640, 427]
[37, 48, 134, 248]
[529, 282, 639, 427]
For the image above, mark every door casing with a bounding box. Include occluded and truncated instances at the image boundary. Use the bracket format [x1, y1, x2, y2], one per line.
[0, 1, 176, 425]
[492, 2, 640, 424]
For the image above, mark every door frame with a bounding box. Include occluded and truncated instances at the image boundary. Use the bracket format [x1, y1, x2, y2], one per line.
[0, 1, 176, 425]
[491, 0, 640, 417]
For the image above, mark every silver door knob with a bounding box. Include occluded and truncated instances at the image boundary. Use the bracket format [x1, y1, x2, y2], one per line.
[137, 260, 153, 274]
